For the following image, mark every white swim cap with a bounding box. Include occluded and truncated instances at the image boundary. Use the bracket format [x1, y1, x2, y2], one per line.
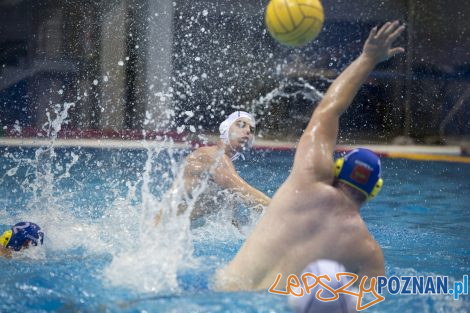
[219, 111, 255, 145]
[288, 260, 357, 313]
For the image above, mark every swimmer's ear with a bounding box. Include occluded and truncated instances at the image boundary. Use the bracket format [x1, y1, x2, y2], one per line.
[0, 230, 12, 248]
[334, 158, 344, 177]
[369, 178, 383, 200]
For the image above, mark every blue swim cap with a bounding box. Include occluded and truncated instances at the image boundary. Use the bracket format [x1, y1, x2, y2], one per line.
[335, 148, 383, 200]
[4, 222, 44, 251]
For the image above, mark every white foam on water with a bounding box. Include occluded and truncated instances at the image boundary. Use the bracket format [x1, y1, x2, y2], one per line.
[101, 137, 201, 292]
[8, 103, 111, 254]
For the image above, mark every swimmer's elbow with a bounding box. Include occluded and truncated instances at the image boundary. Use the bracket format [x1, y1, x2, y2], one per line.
[305, 107, 340, 133]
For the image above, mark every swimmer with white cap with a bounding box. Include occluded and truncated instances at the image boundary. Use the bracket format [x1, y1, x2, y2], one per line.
[0, 222, 44, 258]
[156, 111, 270, 225]
[215, 21, 405, 290]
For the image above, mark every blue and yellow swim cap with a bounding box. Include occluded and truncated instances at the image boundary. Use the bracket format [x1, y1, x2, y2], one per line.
[334, 148, 383, 200]
[0, 222, 44, 251]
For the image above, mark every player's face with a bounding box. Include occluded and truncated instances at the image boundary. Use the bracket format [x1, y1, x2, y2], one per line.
[228, 118, 255, 150]
[21, 240, 32, 250]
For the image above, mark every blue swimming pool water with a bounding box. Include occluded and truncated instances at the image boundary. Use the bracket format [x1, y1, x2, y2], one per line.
[0, 145, 469, 312]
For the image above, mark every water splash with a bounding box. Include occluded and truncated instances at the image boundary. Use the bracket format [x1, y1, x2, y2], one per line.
[253, 77, 325, 110]
[14, 103, 108, 253]
[102, 135, 198, 293]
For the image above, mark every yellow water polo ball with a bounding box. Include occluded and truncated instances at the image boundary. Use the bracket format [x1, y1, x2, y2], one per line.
[265, 0, 324, 47]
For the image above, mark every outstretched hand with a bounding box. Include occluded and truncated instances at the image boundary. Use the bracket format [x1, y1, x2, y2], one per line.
[363, 21, 405, 64]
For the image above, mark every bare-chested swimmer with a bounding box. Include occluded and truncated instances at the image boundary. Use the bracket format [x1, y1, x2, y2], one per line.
[156, 111, 270, 226]
[215, 21, 405, 290]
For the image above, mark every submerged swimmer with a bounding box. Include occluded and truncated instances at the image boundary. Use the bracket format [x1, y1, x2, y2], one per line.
[156, 111, 271, 226]
[215, 21, 405, 290]
[0, 222, 44, 258]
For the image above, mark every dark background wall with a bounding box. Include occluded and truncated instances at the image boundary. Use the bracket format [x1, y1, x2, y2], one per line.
[0, 0, 469, 142]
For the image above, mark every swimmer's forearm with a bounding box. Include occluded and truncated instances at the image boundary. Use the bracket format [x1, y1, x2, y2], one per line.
[213, 165, 270, 207]
[314, 54, 377, 118]
[248, 186, 271, 207]
[235, 185, 270, 208]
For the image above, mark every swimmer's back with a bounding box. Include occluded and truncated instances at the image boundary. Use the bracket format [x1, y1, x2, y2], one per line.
[217, 176, 382, 290]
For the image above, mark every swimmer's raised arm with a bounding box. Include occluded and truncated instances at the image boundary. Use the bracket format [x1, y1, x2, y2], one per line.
[292, 21, 405, 182]
[212, 154, 270, 208]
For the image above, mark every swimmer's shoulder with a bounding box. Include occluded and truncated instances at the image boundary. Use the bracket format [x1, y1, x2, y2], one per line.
[191, 145, 220, 157]
[187, 146, 214, 161]
[185, 146, 227, 172]
[189, 146, 227, 163]
[275, 178, 341, 212]
[285, 174, 337, 196]
[286, 168, 335, 189]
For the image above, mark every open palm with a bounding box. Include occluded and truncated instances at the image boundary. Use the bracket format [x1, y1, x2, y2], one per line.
[363, 21, 405, 63]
